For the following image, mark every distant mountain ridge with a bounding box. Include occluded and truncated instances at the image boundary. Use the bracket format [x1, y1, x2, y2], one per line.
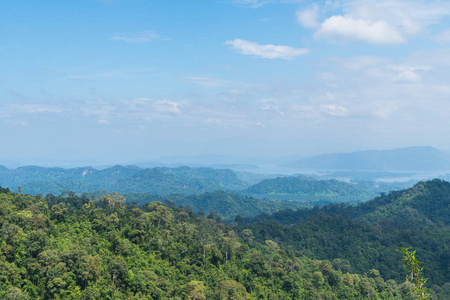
[0, 165, 249, 195]
[0, 164, 414, 206]
[292, 146, 450, 171]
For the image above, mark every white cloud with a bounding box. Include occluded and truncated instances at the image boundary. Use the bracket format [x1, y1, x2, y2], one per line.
[216, 89, 246, 100]
[6, 119, 28, 126]
[65, 72, 121, 81]
[11, 104, 64, 114]
[395, 70, 421, 83]
[319, 104, 348, 116]
[183, 76, 231, 88]
[297, 4, 319, 28]
[152, 100, 181, 114]
[260, 100, 284, 116]
[320, 72, 335, 80]
[390, 65, 431, 83]
[372, 102, 399, 119]
[339, 55, 387, 70]
[309, 0, 450, 44]
[315, 15, 406, 44]
[225, 39, 309, 59]
[111, 31, 159, 43]
[233, 0, 269, 8]
[98, 119, 111, 125]
[204, 118, 222, 124]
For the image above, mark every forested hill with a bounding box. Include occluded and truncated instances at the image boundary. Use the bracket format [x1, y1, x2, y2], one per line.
[239, 179, 450, 293]
[244, 179, 450, 225]
[126, 191, 306, 222]
[0, 186, 435, 299]
[244, 175, 375, 204]
[353, 178, 450, 226]
[0, 165, 249, 195]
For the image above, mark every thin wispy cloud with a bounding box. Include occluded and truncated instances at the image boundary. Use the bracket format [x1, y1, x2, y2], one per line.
[5, 104, 64, 114]
[64, 72, 121, 81]
[319, 104, 348, 117]
[152, 100, 181, 114]
[390, 65, 431, 83]
[111, 31, 159, 43]
[225, 39, 309, 59]
[182, 76, 250, 89]
[434, 30, 450, 43]
[233, 0, 269, 8]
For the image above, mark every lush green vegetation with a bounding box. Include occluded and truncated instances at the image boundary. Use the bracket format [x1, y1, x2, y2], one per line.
[0, 187, 429, 299]
[126, 191, 307, 222]
[239, 180, 450, 298]
[243, 175, 375, 204]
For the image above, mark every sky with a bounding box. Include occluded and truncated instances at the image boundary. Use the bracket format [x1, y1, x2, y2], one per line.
[2, 0, 450, 165]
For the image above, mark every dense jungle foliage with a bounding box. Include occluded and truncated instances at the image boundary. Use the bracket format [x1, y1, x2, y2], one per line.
[126, 191, 306, 222]
[0, 186, 439, 299]
[239, 179, 450, 298]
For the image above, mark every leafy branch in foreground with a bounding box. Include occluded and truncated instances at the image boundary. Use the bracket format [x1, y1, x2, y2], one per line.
[396, 247, 428, 299]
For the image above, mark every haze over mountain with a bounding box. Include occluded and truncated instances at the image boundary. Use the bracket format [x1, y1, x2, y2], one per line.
[0, 165, 249, 196]
[292, 146, 450, 171]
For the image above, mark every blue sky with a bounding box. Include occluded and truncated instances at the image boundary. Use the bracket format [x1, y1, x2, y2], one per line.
[2, 0, 450, 165]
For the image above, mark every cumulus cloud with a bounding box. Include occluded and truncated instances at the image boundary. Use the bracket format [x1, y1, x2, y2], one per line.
[225, 39, 309, 59]
[111, 31, 159, 43]
[315, 15, 406, 44]
[307, 0, 450, 44]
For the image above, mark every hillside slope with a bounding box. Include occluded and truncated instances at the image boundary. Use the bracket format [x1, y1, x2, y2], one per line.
[0, 187, 422, 299]
[241, 180, 450, 289]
